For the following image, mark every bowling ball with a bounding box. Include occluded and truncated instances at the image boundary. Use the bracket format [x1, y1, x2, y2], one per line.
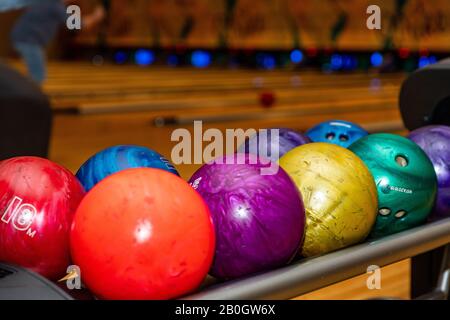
[0, 157, 85, 280]
[306, 120, 368, 148]
[259, 91, 276, 108]
[349, 133, 437, 238]
[408, 125, 450, 219]
[238, 128, 310, 162]
[189, 154, 305, 280]
[70, 168, 215, 300]
[76, 145, 178, 192]
[279, 143, 377, 257]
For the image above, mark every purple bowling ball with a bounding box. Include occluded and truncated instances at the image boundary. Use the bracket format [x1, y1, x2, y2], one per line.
[238, 128, 310, 162]
[189, 154, 305, 280]
[409, 125, 450, 219]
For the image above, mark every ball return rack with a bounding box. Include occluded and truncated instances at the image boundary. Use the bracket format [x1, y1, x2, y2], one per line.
[184, 217, 450, 300]
[1, 218, 449, 300]
[0, 180, 449, 295]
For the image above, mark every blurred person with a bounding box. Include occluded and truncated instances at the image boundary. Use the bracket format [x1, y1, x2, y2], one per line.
[10, 0, 105, 84]
[0, 0, 38, 11]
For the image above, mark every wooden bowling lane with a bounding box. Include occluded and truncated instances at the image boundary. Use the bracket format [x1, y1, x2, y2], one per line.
[46, 61, 406, 187]
[67, 83, 399, 115]
[12, 61, 411, 300]
[36, 62, 405, 113]
[295, 260, 410, 300]
[50, 107, 404, 178]
[44, 72, 401, 99]
[11, 62, 405, 130]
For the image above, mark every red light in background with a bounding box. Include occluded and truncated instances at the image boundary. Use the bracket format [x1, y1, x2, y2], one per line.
[419, 48, 429, 57]
[398, 47, 410, 59]
[306, 47, 318, 57]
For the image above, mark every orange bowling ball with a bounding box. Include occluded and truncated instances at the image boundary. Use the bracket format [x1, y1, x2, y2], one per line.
[70, 168, 215, 300]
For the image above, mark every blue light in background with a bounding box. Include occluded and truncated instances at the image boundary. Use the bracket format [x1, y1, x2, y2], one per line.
[167, 54, 179, 66]
[351, 56, 358, 69]
[191, 50, 211, 68]
[330, 54, 343, 70]
[429, 56, 437, 64]
[263, 55, 276, 69]
[342, 55, 357, 70]
[290, 49, 304, 64]
[419, 55, 437, 68]
[135, 49, 155, 66]
[370, 52, 383, 67]
[256, 53, 276, 70]
[256, 53, 277, 70]
[114, 51, 128, 64]
[418, 56, 430, 68]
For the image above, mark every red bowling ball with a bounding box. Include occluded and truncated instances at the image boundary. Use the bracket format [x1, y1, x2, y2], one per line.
[70, 168, 215, 300]
[0, 157, 85, 280]
[259, 91, 276, 108]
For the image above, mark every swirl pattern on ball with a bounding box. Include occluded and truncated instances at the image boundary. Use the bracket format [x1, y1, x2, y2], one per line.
[76, 145, 179, 192]
[408, 125, 450, 219]
[189, 154, 305, 280]
[238, 128, 310, 162]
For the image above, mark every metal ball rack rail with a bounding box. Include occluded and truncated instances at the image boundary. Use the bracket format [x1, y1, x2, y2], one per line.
[185, 217, 450, 300]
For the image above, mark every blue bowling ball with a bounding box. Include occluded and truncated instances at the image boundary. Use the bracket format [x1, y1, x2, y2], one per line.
[306, 120, 368, 148]
[238, 128, 310, 162]
[76, 145, 179, 192]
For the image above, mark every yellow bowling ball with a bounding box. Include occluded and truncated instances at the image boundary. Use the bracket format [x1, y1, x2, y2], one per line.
[279, 143, 377, 257]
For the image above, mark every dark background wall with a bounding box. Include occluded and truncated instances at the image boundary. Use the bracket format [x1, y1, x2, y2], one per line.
[1, 0, 450, 58]
[74, 0, 450, 51]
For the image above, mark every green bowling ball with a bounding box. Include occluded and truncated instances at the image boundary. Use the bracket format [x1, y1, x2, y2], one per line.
[349, 133, 437, 238]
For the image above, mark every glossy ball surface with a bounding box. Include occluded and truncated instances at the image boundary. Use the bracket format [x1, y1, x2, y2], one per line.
[189, 154, 305, 280]
[279, 143, 377, 257]
[0, 157, 85, 280]
[76, 145, 179, 192]
[408, 125, 450, 219]
[70, 168, 215, 300]
[349, 133, 437, 238]
[306, 120, 368, 148]
[238, 128, 310, 162]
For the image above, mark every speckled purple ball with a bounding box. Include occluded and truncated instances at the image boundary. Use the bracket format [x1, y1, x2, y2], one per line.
[238, 128, 310, 162]
[189, 154, 305, 280]
[409, 125, 450, 219]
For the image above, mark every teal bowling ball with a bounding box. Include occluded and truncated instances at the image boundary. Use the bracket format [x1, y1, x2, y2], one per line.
[349, 133, 437, 238]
